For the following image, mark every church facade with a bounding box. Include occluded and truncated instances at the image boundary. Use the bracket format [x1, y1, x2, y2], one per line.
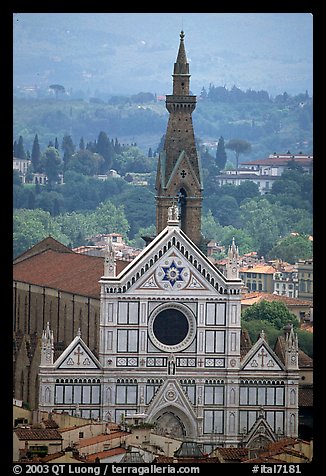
[38, 32, 299, 450]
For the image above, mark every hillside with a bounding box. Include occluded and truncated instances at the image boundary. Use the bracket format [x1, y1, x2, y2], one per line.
[13, 88, 313, 161]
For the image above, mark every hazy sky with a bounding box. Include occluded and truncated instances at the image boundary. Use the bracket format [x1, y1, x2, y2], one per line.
[13, 13, 313, 96]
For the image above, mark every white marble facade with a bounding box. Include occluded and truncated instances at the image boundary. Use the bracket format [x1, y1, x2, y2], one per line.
[39, 219, 299, 449]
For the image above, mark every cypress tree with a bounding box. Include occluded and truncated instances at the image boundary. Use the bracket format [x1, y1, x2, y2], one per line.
[215, 136, 227, 170]
[17, 136, 26, 160]
[31, 134, 41, 172]
[62, 135, 75, 170]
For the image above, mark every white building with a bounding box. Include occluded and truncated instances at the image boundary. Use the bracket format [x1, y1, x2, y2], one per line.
[217, 153, 313, 195]
[38, 31, 300, 452]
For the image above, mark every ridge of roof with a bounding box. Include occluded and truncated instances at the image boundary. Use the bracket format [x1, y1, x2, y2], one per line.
[13, 236, 73, 264]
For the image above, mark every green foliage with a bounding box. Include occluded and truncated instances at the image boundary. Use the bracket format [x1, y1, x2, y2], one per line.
[269, 234, 313, 264]
[239, 198, 282, 257]
[295, 329, 313, 357]
[13, 209, 70, 257]
[242, 300, 299, 329]
[242, 319, 283, 348]
[225, 138, 251, 168]
[41, 147, 62, 187]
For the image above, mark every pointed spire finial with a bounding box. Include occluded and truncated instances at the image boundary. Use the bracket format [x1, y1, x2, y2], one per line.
[77, 328, 81, 337]
[180, 30, 185, 40]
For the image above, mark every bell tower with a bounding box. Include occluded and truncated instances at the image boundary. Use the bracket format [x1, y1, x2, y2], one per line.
[156, 31, 203, 247]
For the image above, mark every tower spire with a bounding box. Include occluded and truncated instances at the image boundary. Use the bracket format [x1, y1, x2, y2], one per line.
[155, 31, 203, 247]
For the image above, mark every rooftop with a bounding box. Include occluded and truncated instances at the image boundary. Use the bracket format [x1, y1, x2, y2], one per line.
[13, 237, 129, 299]
[14, 427, 62, 441]
[241, 291, 313, 307]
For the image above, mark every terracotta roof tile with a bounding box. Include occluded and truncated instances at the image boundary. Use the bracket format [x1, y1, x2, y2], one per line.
[41, 419, 59, 429]
[242, 292, 312, 307]
[216, 447, 249, 461]
[77, 431, 128, 449]
[13, 249, 129, 299]
[86, 447, 126, 462]
[14, 428, 62, 440]
[299, 386, 313, 406]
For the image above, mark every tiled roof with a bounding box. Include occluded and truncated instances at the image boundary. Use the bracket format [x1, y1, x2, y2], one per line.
[240, 328, 252, 358]
[155, 455, 220, 463]
[242, 292, 312, 307]
[85, 447, 126, 462]
[274, 335, 313, 368]
[242, 438, 310, 463]
[13, 248, 129, 299]
[240, 265, 276, 274]
[41, 419, 59, 429]
[215, 447, 249, 461]
[13, 236, 72, 264]
[299, 386, 313, 407]
[14, 428, 62, 440]
[242, 155, 313, 166]
[77, 431, 128, 449]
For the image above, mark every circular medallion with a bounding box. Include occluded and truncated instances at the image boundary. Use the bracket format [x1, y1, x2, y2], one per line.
[148, 302, 196, 352]
[165, 389, 177, 401]
[155, 257, 190, 290]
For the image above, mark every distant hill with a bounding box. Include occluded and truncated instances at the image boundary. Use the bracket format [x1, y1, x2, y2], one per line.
[13, 13, 312, 97]
[13, 88, 313, 161]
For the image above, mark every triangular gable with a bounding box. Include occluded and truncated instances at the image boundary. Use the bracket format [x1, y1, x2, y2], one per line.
[241, 336, 284, 372]
[166, 150, 202, 191]
[55, 336, 102, 370]
[146, 378, 197, 422]
[100, 226, 242, 295]
[243, 415, 276, 448]
[136, 248, 212, 293]
[100, 225, 241, 296]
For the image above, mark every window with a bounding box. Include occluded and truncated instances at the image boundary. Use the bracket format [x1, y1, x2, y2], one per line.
[205, 331, 225, 353]
[203, 410, 224, 434]
[116, 385, 138, 404]
[117, 329, 138, 352]
[118, 302, 139, 324]
[204, 385, 224, 405]
[54, 385, 101, 405]
[182, 384, 196, 404]
[206, 303, 225, 325]
[79, 432, 84, 438]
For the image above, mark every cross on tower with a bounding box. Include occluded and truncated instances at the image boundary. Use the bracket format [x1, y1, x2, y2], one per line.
[74, 346, 84, 365]
[258, 348, 268, 367]
[180, 169, 187, 178]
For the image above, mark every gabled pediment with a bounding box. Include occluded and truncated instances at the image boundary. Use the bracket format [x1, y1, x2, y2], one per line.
[166, 150, 202, 192]
[146, 378, 197, 421]
[243, 415, 276, 448]
[100, 226, 241, 296]
[241, 334, 284, 371]
[55, 335, 102, 371]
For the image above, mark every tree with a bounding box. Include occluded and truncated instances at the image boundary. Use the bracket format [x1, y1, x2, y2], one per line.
[66, 150, 104, 176]
[31, 134, 41, 172]
[62, 135, 75, 170]
[49, 84, 65, 99]
[268, 234, 313, 264]
[88, 200, 130, 237]
[41, 147, 62, 188]
[225, 139, 251, 170]
[79, 137, 85, 150]
[242, 300, 299, 330]
[16, 135, 26, 160]
[13, 209, 69, 257]
[215, 136, 227, 170]
[240, 198, 281, 257]
[96, 131, 114, 173]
